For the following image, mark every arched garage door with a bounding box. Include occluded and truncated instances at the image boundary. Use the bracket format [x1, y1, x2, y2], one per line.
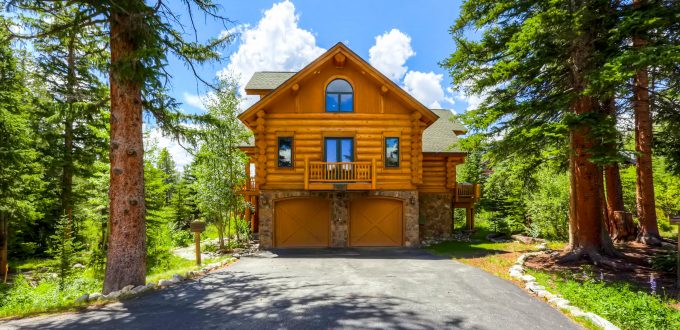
[275, 198, 330, 247]
[350, 198, 403, 247]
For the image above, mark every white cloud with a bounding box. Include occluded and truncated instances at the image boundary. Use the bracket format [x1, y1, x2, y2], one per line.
[402, 71, 450, 108]
[217, 0, 325, 108]
[146, 127, 195, 171]
[452, 81, 486, 112]
[183, 92, 207, 111]
[368, 29, 415, 81]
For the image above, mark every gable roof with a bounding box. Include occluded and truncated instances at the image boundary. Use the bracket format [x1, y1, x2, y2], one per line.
[422, 109, 466, 153]
[238, 42, 439, 127]
[245, 71, 296, 92]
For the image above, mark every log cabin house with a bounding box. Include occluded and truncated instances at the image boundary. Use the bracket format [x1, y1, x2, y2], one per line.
[238, 43, 480, 248]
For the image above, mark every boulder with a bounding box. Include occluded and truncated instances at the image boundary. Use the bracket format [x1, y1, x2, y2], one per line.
[520, 275, 536, 282]
[511, 235, 546, 244]
[171, 274, 184, 283]
[104, 290, 122, 300]
[73, 263, 85, 269]
[131, 285, 148, 294]
[75, 294, 89, 304]
[158, 279, 174, 287]
[121, 285, 135, 293]
[88, 292, 103, 301]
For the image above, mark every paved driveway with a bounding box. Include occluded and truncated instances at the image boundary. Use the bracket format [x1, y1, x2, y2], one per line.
[1, 248, 580, 329]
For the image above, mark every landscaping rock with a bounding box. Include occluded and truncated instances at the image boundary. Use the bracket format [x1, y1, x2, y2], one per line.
[121, 285, 135, 293]
[75, 294, 89, 304]
[131, 285, 148, 294]
[158, 279, 174, 287]
[88, 292, 102, 301]
[104, 290, 122, 300]
[586, 312, 619, 330]
[511, 234, 546, 244]
[520, 274, 536, 282]
[171, 274, 184, 283]
[73, 263, 85, 269]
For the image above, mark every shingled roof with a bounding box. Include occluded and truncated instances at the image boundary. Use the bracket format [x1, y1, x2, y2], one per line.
[422, 109, 466, 153]
[245, 71, 296, 91]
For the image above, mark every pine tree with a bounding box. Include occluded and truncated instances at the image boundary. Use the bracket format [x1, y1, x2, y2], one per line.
[6, 0, 233, 292]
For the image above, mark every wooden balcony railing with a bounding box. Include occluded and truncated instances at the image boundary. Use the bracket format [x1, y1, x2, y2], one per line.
[305, 157, 376, 189]
[456, 183, 481, 201]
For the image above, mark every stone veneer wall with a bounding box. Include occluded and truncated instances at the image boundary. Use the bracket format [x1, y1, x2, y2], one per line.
[418, 193, 453, 240]
[258, 190, 419, 249]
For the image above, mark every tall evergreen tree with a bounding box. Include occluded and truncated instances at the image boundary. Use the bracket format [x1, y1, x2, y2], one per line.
[444, 0, 620, 261]
[6, 0, 233, 293]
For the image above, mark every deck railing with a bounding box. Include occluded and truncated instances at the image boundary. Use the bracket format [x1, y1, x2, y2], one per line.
[456, 183, 481, 201]
[305, 157, 376, 189]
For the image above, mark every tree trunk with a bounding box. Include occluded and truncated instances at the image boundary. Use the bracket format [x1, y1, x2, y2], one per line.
[0, 212, 8, 279]
[565, 96, 617, 258]
[62, 27, 76, 225]
[632, 0, 661, 244]
[604, 165, 638, 241]
[563, 16, 617, 261]
[103, 7, 147, 294]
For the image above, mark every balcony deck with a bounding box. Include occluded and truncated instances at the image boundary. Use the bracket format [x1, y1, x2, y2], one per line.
[304, 159, 376, 190]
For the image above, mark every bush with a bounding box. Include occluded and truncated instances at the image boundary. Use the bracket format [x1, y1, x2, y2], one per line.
[525, 167, 569, 240]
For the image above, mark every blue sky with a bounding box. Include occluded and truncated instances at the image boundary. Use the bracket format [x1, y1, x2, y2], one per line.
[157, 0, 477, 167]
[167, 0, 474, 114]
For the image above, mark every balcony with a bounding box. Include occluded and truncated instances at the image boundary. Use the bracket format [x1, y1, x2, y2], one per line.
[304, 158, 376, 190]
[454, 183, 481, 204]
[239, 177, 259, 196]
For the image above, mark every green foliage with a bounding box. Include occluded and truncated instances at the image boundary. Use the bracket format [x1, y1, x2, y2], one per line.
[0, 274, 100, 318]
[47, 216, 80, 288]
[525, 167, 570, 240]
[530, 270, 680, 330]
[194, 80, 250, 248]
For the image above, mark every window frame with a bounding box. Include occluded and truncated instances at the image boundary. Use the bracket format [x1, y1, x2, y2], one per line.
[384, 137, 400, 168]
[277, 136, 294, 168]
[325, 78, 354, 112]
[323, 137, 355, 163]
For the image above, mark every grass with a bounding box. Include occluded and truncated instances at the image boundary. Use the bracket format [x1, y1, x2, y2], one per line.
[428, 229, 538, 279]
[0, 250, 234, 320]
[528, 269, 680, 330]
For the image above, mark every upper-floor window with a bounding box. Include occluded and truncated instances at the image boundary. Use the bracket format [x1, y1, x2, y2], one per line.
[278, 137, 294, 168]
[385, 137, 400, 168]
[326, 79, 353, 112]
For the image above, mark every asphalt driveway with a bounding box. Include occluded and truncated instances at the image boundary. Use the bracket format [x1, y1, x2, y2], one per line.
[1, 248, 581, 329]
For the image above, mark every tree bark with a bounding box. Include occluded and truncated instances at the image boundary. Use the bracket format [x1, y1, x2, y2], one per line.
[562, 8, 617, 261]
[103, 7, 147, 294]
[632, 0, 661, 245]
[566, 96, 617, 258]
[0, 212, 8, 279]
[604, 165, 638, 241]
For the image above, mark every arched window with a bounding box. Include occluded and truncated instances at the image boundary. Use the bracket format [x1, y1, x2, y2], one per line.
[325, 79, 353, 112]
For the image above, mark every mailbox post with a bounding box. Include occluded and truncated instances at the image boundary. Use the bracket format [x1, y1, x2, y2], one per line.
[190, 220, 206, 266]
[671, 215, 680, 287]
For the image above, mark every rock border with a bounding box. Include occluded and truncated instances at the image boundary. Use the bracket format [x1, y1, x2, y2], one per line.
[75, 257, 239, 304]
[509, 251, 619, 330]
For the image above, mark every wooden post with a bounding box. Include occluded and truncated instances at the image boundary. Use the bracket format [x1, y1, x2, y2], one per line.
[245, 162, 251, 190]
[190, 220, 206, 266]
[194, 232, 201, 266]
[465, 207, 475, 231]
[304, 156, 309, 190]
[371, 158, 377, 190]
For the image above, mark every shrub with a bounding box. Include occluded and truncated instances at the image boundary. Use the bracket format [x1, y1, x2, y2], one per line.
[525, 167, 569, 240]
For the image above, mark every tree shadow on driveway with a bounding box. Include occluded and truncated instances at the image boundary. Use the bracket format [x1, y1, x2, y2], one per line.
[5, 270, 476, 330]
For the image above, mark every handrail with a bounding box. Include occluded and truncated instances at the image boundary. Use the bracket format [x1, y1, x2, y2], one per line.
[305, 160, 375, 186]
[456, 183, 481, 201]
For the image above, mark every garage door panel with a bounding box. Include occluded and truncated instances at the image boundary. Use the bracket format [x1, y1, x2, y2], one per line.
[350, 198, 403, 247]
[275, 198, 330, 247]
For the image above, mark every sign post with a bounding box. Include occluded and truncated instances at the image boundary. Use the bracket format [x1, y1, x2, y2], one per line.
[670, 215, 680, 287]
[190, 220, 206, 266]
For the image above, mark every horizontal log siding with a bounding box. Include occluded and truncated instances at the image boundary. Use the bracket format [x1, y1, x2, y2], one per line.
[419, 155, 464, 193]
[261, 114, 417, 190]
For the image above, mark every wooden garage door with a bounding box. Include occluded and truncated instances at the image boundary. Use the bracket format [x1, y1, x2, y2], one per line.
[275, 198, 330, 247]
[350, 198, 403, 247]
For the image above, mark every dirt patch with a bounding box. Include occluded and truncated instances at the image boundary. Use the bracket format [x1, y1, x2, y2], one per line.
[525, 241, 679, 299]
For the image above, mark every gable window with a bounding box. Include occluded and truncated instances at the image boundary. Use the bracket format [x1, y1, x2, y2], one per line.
[325, 79, 353, 112]
[278, 137, 294, 168]
[385, 137, 400, 168]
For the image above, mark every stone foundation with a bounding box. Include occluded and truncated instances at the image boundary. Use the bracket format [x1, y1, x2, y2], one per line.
[258, 190, 419, 249]
[418, 193, 453, 240]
